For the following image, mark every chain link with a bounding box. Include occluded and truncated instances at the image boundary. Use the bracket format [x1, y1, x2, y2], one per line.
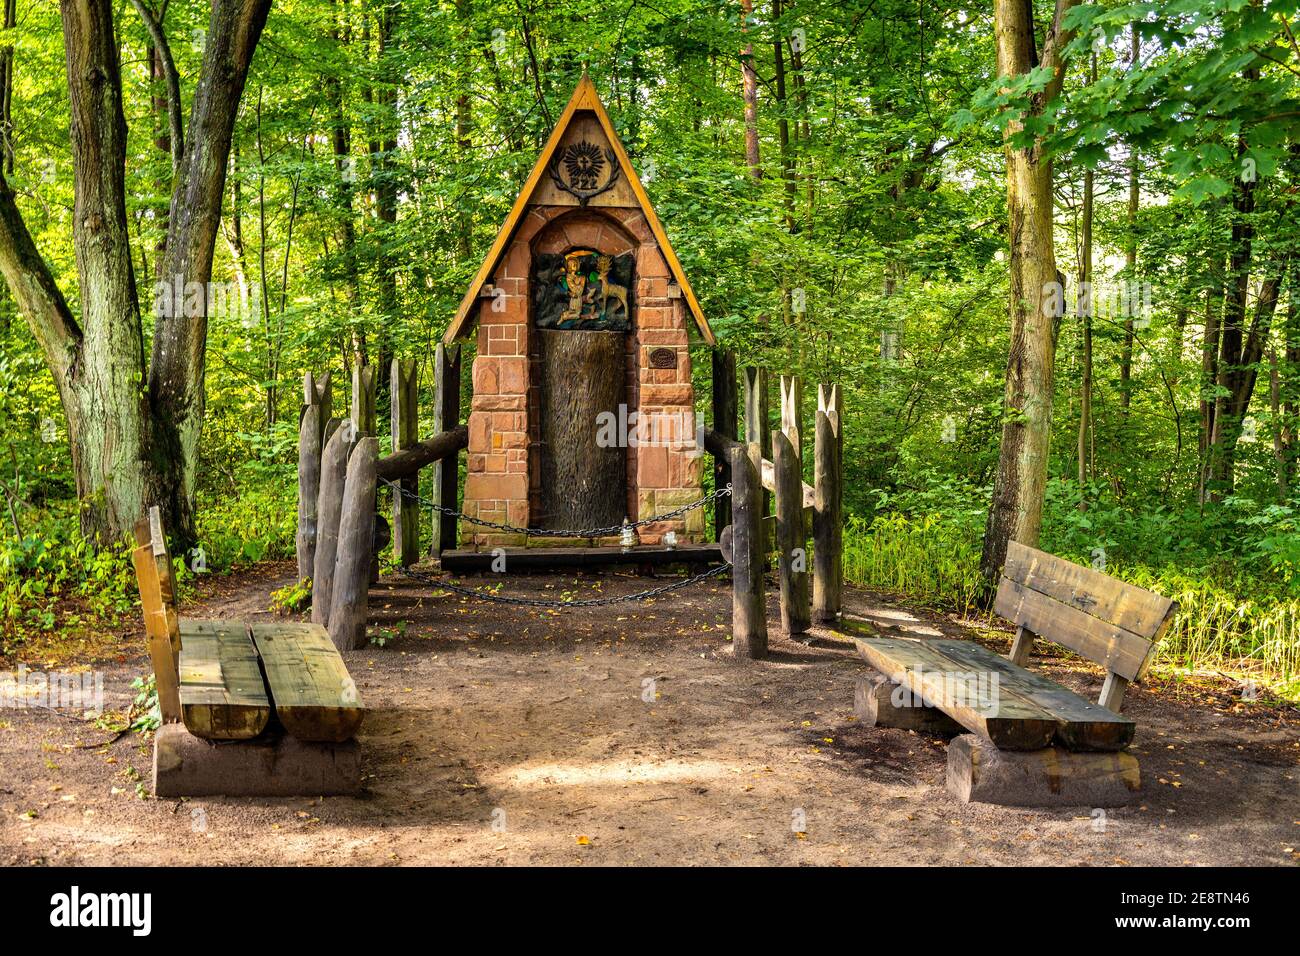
[379, 476, 730, 539]
[398, 561, 731, 608]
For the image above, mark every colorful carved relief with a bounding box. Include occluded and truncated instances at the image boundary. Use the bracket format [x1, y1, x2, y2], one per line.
[533, 249, 634, 330]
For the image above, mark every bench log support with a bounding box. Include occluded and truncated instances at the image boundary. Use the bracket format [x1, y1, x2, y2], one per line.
[947, 734, 1141, 807]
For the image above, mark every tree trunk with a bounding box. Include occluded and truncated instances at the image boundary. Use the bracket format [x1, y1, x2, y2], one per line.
[1119, 24, 1139, 414]
[980, 0, 1078, 586]
[1076, 86, 1094, 508]
[538, 330, 626, 531]
[739, 0, 761, 179]
[148, 0, 273, 546]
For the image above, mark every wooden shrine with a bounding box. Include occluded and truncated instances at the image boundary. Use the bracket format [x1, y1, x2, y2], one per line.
[445, 74, 715, 547]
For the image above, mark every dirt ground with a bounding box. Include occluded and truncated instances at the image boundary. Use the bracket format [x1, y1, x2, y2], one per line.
[2, 559, 1298, 866]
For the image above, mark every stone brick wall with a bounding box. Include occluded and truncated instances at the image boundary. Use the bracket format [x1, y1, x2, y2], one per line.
[460, 205, 703, 549]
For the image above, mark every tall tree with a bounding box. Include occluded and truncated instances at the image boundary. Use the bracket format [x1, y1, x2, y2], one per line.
[980, 0, 1079, 585]
[0, 0, 271, 544]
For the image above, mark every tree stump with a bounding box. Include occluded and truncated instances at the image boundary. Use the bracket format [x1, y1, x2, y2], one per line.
[537, 329, 626, 530]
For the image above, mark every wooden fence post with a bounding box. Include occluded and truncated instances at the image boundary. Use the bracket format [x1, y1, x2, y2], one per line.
[432, 343, 462, 554]
[813, 383, 843, 623]
[329, 437, 378, 651]
[711, 348, 737, 539]
[729, 442, 767, 659]
[306, 370, 332, 447]
[351, 364, 376, 437]
[774, 429, 811, 636]
[779, 374, 803, 456]
[312, 419, 353, 626]
[131, 509, 182, 723]
[390, 358, 419, 567]
[296, 400, 322, 583]
[743, 366, 772, 548]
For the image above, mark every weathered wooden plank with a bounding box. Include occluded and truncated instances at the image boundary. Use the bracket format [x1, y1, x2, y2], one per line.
[329, 436, 378, 651]
[432, 343, 462, 554]
[312, 420, 355, 626]
[250, 622, 365, 743]
[850, 635, 1057, 750]
[729, 442, 767, 659]
[995, 576, 1153, 683]
[937, 637, 1134, 750]
[176, 620, 270, 740]
[774, 429, 810, 635]
[390, 358, 420, 567]
[1003, 540, 1176, 638]
[711, 348, 736, 539]
[131, 511, 182, 724]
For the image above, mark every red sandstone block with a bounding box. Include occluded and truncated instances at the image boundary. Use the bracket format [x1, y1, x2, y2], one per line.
[465, 472, 528, 501]
[638, 445, 669, 488]
[472, 358, 499, 396]
[637, 243, 669, 278]
[639, 277, 669, 299]
[563, 217, 604, 250]
[494, 357, 528, 394]
[485, 452, 507, 473]
[500, 430, 528, 449]
[641, 383, 693, 406]
[468, 411, 492, 453]
[475, 393, 526, 412]
[503, 241, 530, 280]
[621, 212, 653, 242]
[516, 210, 549, 243]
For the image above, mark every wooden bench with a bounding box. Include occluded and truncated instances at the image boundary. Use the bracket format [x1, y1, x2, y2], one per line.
[849, 541, 1177, 806]
[132, 507, 365, 796]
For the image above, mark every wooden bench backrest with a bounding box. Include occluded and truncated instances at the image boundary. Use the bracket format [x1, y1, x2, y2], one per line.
[995, 541, 1178, 711]
[130, 506, 183, 723]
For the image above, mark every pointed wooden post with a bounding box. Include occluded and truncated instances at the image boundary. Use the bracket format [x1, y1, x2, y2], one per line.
[711, 348, 737, 539]
[297, 401, 322, 583]
[729, 442, 767, 659]
[743, 366, 772, 548]
[813, 383, 843, 624]
[351, 364, 376, 437]
[432, 343, 462, 554]
[306, 370, 332, 448]
[779, 374, 803, 458]
[312, 420, 354, 626]
[774, 429, 811, 636]
[390, 359, 420, 567]
[329, 437, 378, 651]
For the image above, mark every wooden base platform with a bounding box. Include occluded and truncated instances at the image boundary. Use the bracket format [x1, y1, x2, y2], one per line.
[440, 543, 723, 573]
[153, 724, 361, 797]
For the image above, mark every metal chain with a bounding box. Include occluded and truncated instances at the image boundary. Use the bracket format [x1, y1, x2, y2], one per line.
[378, 476, 730, 540]
[398, 561, 731, 608]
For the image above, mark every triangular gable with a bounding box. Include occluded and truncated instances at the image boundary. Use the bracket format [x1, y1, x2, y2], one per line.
[444, 73, 713, 346]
